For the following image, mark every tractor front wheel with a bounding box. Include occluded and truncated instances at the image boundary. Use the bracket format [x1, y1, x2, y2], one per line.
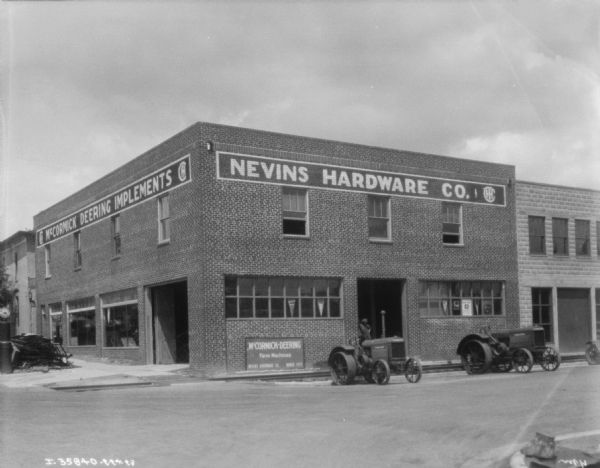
[513, 348, 534, 373]
[540, 346, 561, 371]
[404, 358, 422, 383]
[330, 352, 357, 385]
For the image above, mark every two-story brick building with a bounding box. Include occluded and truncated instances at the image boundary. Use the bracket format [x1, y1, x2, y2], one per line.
[0, 230, 37, 336]
[34, 122, 518, 375]
[516, 181, 600, 354]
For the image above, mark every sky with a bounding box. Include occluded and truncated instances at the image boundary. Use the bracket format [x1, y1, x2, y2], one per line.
[1, 1, 599, 238]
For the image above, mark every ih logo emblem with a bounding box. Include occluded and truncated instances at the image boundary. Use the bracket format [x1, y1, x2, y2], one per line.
[483, 186, 496, 203]
[178, 160, 188, 183]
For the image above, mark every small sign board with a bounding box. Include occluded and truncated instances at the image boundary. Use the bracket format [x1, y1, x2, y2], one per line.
[461, 300, 473, 316]
[246, 338, 304, 371]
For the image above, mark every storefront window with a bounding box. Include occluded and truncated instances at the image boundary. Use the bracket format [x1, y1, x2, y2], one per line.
[102, 289, 138, 347]
[225, 276, 342, 319]
[103, 304, 139, 347]
[419, 281, 504, 317]
[67, 297, 96, 346]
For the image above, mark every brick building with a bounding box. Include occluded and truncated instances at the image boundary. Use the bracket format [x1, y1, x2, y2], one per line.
[0, 230, 37, 336]
[34, 122, 518, 375]
[516, 181, 600, 354]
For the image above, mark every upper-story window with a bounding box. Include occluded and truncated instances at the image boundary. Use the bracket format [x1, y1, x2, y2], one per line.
[282, 187, 308, 236]
[44, 245, 51, 278]
[73, 231, 82, 269]
[368, 196, 391, 241]
[158, 195, 170, 244]
[111, 215, 122, 257]
[528, 216, 546, 255]
[575, 219, 590, 257]
[596, 221, 600, 256]
[552, 218, 569, 256]
[442, 203, 462, 245]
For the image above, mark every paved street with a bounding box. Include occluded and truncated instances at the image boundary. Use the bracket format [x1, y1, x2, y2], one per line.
[2, 363, 599, 468]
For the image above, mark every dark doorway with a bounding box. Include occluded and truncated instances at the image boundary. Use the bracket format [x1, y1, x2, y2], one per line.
[357, 279, 403, 339]
[557, 288, 590, 353]
[151, 281, 189, 364]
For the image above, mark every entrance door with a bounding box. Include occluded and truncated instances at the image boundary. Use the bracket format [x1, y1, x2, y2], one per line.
[557, 288, 590, 353]
[151, 281, 189, 364]
[357, 279, 403, 339]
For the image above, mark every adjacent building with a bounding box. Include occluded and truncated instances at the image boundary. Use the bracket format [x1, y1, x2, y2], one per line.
[516, 181, 600, 354]
[0, 230, 37, 336]
[34, 122, 519, 375]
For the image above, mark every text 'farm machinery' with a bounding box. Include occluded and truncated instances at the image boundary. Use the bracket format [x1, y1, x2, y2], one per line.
[328, 337, 422, 385]
[456, 326, 560, 375]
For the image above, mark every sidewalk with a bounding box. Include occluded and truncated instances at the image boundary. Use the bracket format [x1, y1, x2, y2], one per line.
[0, 355, 587, 390]
[0, 358, 194, 390]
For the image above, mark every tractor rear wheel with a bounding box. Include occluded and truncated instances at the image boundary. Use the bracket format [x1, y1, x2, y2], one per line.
[461, 340, 492, 374]
[404, 357, 422, 383]
[330, 352, 357, 385]
[513, 348, 534, 373]
[540, 346, 560, 371]
[371, 359, 391, 385]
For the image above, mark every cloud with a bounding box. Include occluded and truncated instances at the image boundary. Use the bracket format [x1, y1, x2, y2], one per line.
[4, 1, 599, 236]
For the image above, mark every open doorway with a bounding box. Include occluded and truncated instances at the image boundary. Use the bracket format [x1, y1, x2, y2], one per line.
[357, 279, 404, 339]
[151, 281, 189, 364]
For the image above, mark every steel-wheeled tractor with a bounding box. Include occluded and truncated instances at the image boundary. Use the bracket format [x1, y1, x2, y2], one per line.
[328, 337, 422, 385]
[456, 326, 560, 375]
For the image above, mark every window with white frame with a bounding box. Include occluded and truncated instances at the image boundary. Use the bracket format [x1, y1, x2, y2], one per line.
[575, 219, 590, 256]
[552, 218, 568, 255]
[44, 245, 51, 278]
[282, 188, 308, 236]
[111, 215, 121, 257]
[418, 281, 504, 317]
[532, 288, 553, 343]
[528, 216, 546, 255]
[225, 276, 342, 319]
[67, 297, 96, 346]
[368, 196, 391, 241]
[442, 203, 462, 244]
[158, 195, 170, 243]
[73, 231, 82, 269]
[102, 289, 138, 348]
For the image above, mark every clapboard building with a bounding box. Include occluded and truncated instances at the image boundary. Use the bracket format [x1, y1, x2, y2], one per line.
[34, 122, 518, 374]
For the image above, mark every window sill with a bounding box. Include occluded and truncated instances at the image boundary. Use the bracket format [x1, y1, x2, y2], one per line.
[443, 243, 464, 248]
[529, 253, 547, 257]
[369, 237, 392, 244]
[283, 234, 310, 240]
[102, 346, 140, 350]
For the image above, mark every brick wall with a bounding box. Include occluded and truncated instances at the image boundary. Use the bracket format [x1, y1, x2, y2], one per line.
[34, 122, 518, 374]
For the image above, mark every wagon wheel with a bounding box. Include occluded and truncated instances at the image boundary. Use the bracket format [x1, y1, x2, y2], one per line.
[404, 357, 422, 383]
[371, 359, 391, 385]
[585, 343, 600, 365]
[330, 352, 357, 385]
[540, 346, 561, 371]
[461, 340, 492, 374]
[512, 348, 534, 373]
